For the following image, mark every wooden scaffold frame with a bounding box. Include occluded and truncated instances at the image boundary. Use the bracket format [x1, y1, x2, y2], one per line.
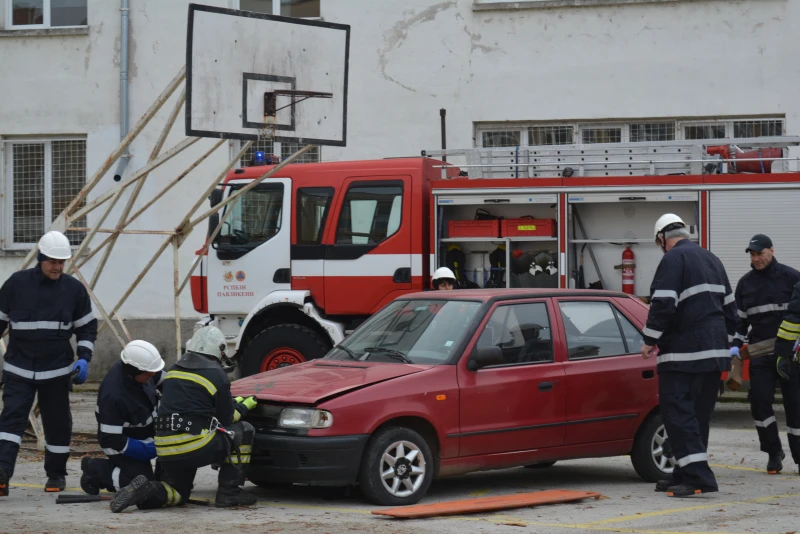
[1, 66, 314, 449]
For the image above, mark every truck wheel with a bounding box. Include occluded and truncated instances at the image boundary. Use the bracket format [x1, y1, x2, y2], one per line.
[240, 324, 330, 377]
[359, 427, 434, 507]
[630, 413, 675, 482]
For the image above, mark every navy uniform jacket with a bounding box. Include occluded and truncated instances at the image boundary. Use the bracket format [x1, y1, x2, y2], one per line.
[0, 265, 97, 382]
[95, 361, 166, 457]
[732, 258, 800, 351]
[775, 281, 800, 359]
[154, 351, 249, 460]
[642, 239, 740, 374]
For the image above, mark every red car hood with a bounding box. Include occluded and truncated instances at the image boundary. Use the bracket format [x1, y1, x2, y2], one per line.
[230, 360, 434, 404]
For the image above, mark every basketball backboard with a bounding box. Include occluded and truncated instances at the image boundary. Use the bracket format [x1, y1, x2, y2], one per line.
[186, 4, 350, 146]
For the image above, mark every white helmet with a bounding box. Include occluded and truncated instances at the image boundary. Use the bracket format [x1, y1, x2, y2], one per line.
[120, 340, 165, 372]
[432, 266, 457, 289]
[187, 325, 227, 361]
[38, 230, 72, 260]
[654, 213, 686, 239]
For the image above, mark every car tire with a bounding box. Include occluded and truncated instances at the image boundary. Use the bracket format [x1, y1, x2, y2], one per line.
[630, 413, 674, 482]
[524, 461, 557, 469]
[359, 427, 434, 506]
[240, 324, 330, 377]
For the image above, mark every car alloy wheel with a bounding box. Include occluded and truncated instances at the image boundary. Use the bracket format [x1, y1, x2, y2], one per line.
[651, 423, 675, 474]
[379, 440, 427, 498]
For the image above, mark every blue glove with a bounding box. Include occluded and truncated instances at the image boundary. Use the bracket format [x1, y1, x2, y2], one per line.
[729, 346, 740, 360]
[122, 438, 157, 462]
[72, 359, 88, 384]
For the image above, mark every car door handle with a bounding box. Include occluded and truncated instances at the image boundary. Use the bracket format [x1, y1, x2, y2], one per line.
[538, 381, 553, 392]
[642, 370, 655, 379]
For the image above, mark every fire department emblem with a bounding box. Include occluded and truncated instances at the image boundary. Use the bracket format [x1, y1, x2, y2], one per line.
[223, 271, 233, 283]
[236, 271, 246, 282]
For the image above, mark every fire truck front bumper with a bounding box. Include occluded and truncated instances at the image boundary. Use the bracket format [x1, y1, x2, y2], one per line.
[249, 433, 370, 486]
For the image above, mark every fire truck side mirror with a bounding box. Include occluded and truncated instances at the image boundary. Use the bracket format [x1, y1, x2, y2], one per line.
[208, 189, 224, 237]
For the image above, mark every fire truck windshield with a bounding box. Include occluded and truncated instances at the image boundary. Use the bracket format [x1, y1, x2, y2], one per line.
[326, 299, 482, 365]
[214, 184, 284, 253]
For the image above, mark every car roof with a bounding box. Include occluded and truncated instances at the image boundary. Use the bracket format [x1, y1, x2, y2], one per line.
[399, 288, 632, 304]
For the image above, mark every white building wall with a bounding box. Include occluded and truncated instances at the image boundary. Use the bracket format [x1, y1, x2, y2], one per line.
[0, 0, 796, 318]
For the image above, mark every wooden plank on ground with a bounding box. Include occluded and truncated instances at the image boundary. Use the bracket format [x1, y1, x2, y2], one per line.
[372, 489, 602, 519]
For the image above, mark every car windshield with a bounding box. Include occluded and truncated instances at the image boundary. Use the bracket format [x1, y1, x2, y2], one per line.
[325, 299, 482, 365]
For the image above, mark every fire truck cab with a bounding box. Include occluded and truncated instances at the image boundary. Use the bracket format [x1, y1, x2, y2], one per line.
[192, 135, 800, 378]
[191, 158, 457, 376]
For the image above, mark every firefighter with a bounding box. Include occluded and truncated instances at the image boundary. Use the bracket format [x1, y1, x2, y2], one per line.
[731, 234, 800, 474]
[109, 326, 258, 512]
[0, 231, 97, 496]
[80, 340, 166, 497]
[432, 267, 457, 290]
[641, 214, 740, 498]
[775, 280, 800, 475]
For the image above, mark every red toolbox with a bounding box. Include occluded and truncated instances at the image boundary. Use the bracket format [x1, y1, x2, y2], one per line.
[448, 219, 500, 238]
[501, 218, 557, 237]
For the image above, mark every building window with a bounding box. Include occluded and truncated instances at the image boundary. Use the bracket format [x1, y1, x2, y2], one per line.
[7, 0, 87, 29]
[238, 139, 321, 167]
[238, 0, 320, 18]
[475, 116, 784, 148]
[529, 125, 573, 146]
[4, 138, 87, 248]
[683, 124, 726, 140]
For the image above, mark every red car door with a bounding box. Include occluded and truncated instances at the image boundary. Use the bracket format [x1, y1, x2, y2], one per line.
[456, 299, 566, 457]
[554, 297, 656, 446]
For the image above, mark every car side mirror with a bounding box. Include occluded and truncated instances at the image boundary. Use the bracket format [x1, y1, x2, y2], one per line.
[467, 345, 504, 371]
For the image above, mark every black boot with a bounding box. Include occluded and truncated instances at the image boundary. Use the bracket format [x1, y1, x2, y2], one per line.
[80, 457, 100, 495]
[767, 451, 785, 474]
[0, 468, 9, 497]
[666, 483, 718, 497]
[655, 479, 673, 492]
[215, 484, 257, 508]
[45, 475, 66, 493]
[110, 475, 156, 513]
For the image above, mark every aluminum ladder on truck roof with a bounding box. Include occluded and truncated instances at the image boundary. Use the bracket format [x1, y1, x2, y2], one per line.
[422, 136, 800, 179]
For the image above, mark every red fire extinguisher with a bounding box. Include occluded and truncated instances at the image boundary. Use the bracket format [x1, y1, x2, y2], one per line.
[622, 244, 635, 295]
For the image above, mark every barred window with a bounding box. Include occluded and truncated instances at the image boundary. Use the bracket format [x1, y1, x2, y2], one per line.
[684, 124, 726, 140]
[581, 126, 622, 144]
[529, 125, 573, 146]
[5, 139, 86, 248]
[629, 122, 675, 142]
[481, 131, 521, 147]
[733, 119, 783, 138]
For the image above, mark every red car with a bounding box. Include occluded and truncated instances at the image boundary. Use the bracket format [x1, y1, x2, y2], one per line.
[230, 289, 673, 506]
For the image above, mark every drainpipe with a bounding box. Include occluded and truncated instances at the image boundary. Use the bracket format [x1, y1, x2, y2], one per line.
[113, 0, 130, 182]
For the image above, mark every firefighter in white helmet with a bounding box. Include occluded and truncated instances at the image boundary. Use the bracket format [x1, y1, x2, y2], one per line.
[642, 213, 740, 497]
[110, 326, 258, 512]
[432, 267, 457, 290]
[80, 340, 166, 502]
[0, 230, 97, 496]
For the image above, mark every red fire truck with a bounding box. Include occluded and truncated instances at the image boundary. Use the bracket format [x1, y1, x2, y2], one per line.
[190, 136, 800, 378]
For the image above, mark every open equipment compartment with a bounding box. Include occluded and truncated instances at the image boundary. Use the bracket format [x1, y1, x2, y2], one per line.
[434, 192, 560, 289]
[566, 191, 700, 297]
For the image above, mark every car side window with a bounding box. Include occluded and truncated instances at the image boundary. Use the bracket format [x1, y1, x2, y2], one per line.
[559, 301, 632, 360]
[476, 302, 553, 365]
[615, 307, 644, 353]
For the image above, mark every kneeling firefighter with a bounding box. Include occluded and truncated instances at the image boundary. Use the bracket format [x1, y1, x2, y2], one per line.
[110, 326, 259, 512]
[81, 340, 166, 497]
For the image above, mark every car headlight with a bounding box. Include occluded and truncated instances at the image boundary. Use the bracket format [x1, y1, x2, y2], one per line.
[278, 407, 334, 429]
